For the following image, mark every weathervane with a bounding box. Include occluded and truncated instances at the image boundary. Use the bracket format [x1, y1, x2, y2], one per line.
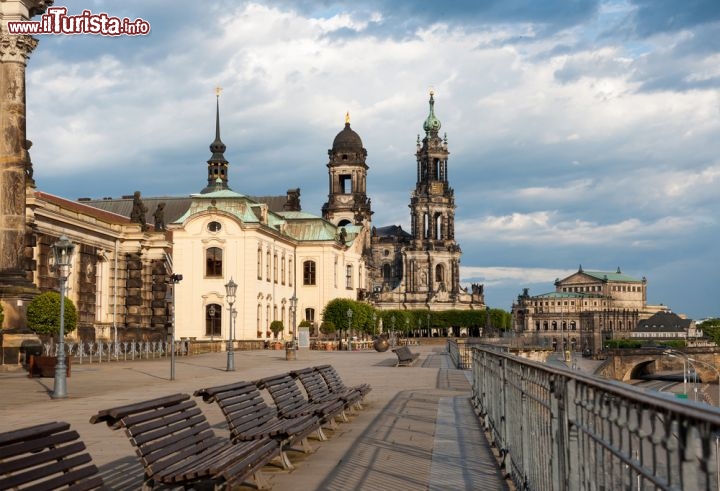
[215, 85, 223, 98]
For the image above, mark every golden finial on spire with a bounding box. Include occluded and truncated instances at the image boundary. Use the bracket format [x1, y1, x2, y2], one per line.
[215, 85, 223, 98]
[429, 86, 435, 97]
[345, 111, 350, 124]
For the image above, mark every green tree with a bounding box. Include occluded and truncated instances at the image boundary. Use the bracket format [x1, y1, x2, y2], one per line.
[270, 320, 284, 339]
[320, 320, 336, 336]
[699, 319, 720, 346]
[26, 291, 78, 336]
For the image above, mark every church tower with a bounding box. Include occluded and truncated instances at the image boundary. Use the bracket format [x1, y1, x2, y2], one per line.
[322, 113, 372, 227]
[404, 90, 461, 296]
[369, 92, 483, 310]
[200, 88, 230, 194]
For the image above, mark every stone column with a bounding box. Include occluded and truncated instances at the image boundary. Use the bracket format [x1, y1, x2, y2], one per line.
[0, 2, 51, 337]
[0, 2, 52, 365]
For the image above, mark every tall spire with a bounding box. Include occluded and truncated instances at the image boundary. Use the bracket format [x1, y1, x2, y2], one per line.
[201, 86, 230, 193]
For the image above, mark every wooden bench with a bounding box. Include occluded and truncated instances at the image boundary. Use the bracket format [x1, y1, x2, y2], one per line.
[0, 421, 103, 490]
[290, 367, 355, 422]
[392, 346, 421, 366]
[194, 380, 321, 470]
[256, 373, 346, 439]
[90, 393, 279, 490]
[315, 364, 372, 406]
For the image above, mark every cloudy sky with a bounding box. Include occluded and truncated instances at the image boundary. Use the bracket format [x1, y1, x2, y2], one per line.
[23, 0, 720, 319]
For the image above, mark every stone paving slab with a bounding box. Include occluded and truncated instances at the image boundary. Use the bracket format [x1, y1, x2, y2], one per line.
[0, 345, 509, 490]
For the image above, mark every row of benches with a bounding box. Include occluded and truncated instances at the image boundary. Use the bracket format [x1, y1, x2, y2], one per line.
[0, 364, 371, 490]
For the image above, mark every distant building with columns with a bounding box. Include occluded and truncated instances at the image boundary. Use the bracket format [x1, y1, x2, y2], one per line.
[511, 266, 667, 355]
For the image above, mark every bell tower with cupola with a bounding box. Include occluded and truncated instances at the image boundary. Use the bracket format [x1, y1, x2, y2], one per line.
[409, 90, 456, 249]
[200, 87, 231, 194]
[321, 113, 372, 227]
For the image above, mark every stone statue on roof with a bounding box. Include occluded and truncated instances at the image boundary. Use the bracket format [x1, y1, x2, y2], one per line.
[153, 202, 166, 232]
[130, 191, 148, 231]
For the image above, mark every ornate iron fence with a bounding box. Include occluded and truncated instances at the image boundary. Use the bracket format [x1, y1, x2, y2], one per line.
[471, 346, 720, 490]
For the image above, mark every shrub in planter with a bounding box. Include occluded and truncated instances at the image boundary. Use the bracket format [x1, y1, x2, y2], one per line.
[320, 321, 335, 338]
[269, 320, 284, 339]
[27, 291, 78, 337]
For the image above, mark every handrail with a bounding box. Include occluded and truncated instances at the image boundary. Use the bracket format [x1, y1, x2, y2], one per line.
[471, 346, 720, 490]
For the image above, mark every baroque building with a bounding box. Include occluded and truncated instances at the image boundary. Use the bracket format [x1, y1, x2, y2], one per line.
[511, 266, 667, 355]
[365, 92, 484, 311]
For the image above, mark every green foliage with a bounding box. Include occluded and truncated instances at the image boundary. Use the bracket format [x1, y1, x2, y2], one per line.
[269, 320, 284, 338]
[656, 340, 687, 349]
[700, 319, 720, 346]
[26, 291, 77, 336]
[298, 319, 313, 328]
[320, 321, 336, 335]
[605, 338, 643, 349]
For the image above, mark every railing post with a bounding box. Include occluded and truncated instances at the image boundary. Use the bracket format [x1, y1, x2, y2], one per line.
[549, 374, 566, 490]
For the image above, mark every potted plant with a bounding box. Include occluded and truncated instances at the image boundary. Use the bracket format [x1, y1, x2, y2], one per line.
[26, 292, 78, 377]
[270, 321, 284, 349]
[320, 321, 336, 350]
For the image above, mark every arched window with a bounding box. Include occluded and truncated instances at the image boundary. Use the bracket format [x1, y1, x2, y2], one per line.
[383, 263, 392, 280]
[435, 264, 444, 283]
[434, 213, 442, 240]
[552, 321, 558, 331]
[205, 304, 221, 337]
[206, 247, 222, 277]
[303, 260, 316, 285]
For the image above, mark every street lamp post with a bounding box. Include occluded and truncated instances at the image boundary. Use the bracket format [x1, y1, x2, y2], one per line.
[167, 273, 182, 381]
[346, 309, 353, 351]
[290, 295, 297, 350]
[225, 278, 237, 371]
[427, 313, 430, 338]
[372, 313, 376, 337]
[687, 356, 720, 407]
[51, 235, 75, 399]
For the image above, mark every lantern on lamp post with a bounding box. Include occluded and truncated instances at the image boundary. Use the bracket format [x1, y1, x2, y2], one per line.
[224, 278, 237, 371]
[50, 235, 75, 399]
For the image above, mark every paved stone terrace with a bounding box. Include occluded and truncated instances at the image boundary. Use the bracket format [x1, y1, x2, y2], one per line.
[0, 345, 510, 490]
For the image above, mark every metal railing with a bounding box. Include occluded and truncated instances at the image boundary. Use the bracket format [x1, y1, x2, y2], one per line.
[471, 346, 720, 490]
[44, 340, 190, 363]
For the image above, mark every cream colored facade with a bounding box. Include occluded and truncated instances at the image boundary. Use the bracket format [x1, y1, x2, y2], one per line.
[169, 190, 366, 342]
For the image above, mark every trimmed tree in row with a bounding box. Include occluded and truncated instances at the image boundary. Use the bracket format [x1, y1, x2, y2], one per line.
[321, 298, 511, 337]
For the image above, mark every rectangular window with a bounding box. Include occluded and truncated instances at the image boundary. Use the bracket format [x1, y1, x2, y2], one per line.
[281, 254, 286, 285]
[303, 260, 316, 286]
[257, 248, 262, 280]
[273, 254, 278, 283]
[305, 308, 315, 322]
[266, 251, 271, 281]
[289, 258, 293, 287]
[346, 264, 353, 289]
[205, 247, 223, 277]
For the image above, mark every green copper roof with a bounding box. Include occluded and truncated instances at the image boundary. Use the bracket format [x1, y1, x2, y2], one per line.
[582, 270, 644, 283]
[422, 91, 441, 134]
